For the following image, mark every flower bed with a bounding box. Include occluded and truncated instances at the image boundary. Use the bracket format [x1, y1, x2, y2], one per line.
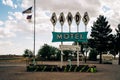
[27, 64, 96, 72]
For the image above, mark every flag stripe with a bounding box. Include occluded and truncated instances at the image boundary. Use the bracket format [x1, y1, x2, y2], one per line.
[27, 15, 32, 19]
[22, 7, 32, 14]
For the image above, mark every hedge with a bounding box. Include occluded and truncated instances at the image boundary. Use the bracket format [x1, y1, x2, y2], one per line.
[27, 64, 97, 72]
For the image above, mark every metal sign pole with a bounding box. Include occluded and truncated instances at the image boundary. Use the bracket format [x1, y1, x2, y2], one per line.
[85, 25, 87, 32]
[85, 25, 87, 63]
[61, 25, 63, 68]
[53, 26, 55, 32]
[69, 25, 71, 32]
[77, 25, 79, 66]
[84, 16, 87, 63]
[84, 25, 87, 63]
[82, 12, 89, 63]
[74, 12, 81, 66]
[58, 12, 65, 68]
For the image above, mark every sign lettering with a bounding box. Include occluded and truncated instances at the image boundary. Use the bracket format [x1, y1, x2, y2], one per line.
[57, 34, 62, 39]
[67, 12, 73, 26]
[50, 12, 57, 26]
[82, 12, 90, 26]
[52, 32, 88, 42]
[74, 12, 81, 26]
[59, 12, 65, 26]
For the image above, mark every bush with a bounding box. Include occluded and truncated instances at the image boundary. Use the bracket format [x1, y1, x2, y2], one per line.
[89, 49, 98, 61]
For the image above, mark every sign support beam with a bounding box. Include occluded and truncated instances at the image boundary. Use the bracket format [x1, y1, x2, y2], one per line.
[77, 25, 79, 66]
[82, 12, 90, 63]
[61, 25, 63, 68]
[59, 12, 65, 68]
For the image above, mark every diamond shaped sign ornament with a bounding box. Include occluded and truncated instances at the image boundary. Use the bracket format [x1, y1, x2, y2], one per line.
[50, 12, 57, 26]
[74, 12, 81, 26]
[82, 12, 90, 26]
[59, 12, 65, 26]
[66, 12, 73, 26]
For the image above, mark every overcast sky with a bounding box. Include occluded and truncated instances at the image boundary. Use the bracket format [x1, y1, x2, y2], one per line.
[0, 0, 120, 55]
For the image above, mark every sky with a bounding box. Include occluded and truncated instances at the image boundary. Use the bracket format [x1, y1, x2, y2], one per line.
[0, 0, 120, 55]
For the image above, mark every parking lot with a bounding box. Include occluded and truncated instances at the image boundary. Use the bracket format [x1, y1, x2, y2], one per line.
[0, 61, 120, 80]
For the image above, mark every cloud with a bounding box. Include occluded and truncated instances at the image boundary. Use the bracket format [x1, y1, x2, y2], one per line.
[2, 0, 17, 8]
[21, 0, 33, 9]
[21, 0, 101, 16]
[20, 0, 102, 33]
[3, 0, 119, 38]
[0, 20, 4, 25]
[0, 11, 25, 38]
[2, 0, 120, 39]
[0, 9, 52, 39]
[99, 0, 120, 29]
[0, 27, 16, 38]
[1, 0, 120, 55]
[20, 0, 102, 35]
[0, 41, 13, 46]
[0, 40, 25, 55]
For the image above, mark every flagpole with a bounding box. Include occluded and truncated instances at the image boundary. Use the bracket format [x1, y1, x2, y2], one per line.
[33, 0, 36, 65]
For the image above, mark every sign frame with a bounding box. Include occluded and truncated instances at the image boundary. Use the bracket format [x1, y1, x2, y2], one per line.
[59, 45, 81, 51]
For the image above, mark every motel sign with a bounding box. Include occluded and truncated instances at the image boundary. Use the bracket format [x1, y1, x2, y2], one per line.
[52, 32, 88, 42]
[50, 12, 90, 67]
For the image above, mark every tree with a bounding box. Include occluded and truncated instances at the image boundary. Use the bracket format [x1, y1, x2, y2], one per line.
[109, 34, 118, 58]
[89, 49, 98, 61]
[23, 49, 33, 58]
[23, 49, 33, 65]
[37, 44, 60, 60]
[115, 24, 120, 65]
[63, 50, 73, 61]
[89, 15, 112, 64]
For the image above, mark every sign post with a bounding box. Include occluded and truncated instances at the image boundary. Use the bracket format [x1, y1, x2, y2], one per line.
[82, 12, 90, 63]
[59, 12, 65, 68]
[74, 12, 81, 66]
